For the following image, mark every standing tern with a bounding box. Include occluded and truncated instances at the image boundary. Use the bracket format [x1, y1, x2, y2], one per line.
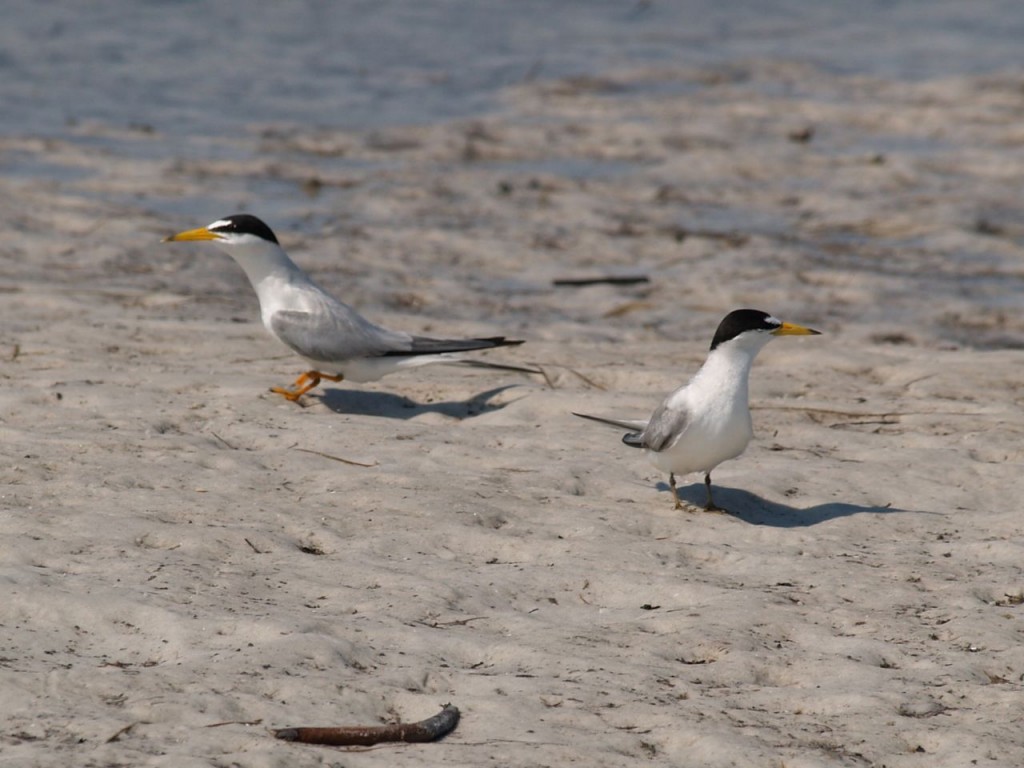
[164, 214, 534, 401]
[574, 309, 820, 511]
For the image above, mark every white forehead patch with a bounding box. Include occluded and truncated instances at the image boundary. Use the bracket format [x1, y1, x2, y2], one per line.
[209, 219, 232, 230]
[765, 315, 782, 327]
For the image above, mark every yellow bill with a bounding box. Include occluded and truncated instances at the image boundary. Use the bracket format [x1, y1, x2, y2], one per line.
[162, 226, 222, 243]
[772, 321, 821, 336]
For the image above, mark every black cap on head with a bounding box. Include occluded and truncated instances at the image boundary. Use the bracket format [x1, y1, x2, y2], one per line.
[709, 309, 781, 350]
[209, 214, 279, 245]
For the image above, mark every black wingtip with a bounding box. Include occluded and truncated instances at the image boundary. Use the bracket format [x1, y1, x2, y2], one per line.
[389, 336, 526, 357]
[477, 337, 525, 348]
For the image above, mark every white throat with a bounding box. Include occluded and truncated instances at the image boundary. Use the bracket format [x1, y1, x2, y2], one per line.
[217, 240, 300, 290]
[691, 333, 773, 405]
[215, 239, 327, 332]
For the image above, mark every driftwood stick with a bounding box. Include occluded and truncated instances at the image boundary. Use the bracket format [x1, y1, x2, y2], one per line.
[552, 275, 650, 287]
[292, 447, 378, 467]
[274, 703, 460, 747]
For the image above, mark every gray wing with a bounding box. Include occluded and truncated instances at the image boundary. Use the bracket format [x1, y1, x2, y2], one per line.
[573, 411, 659, 451]
[269, 297, 414, 363]
[572, 412, 649, 432]
[639, 399, 690, 453]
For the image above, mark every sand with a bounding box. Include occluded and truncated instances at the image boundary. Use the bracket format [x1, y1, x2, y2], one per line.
[3, 59, 1024, 767]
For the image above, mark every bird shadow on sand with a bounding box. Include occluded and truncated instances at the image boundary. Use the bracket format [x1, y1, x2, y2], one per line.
[666, 482, 911, 528]
[315, 384, 523, 420]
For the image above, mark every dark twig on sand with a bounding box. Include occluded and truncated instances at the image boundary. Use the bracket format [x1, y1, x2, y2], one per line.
[535, 364, 606, 391]
[205, 718, 263, 728]
[105, 722, 140, 743]
[292, 447, 378, 467]
[274, 703, 460, 747]
[552, 275, 650, 287]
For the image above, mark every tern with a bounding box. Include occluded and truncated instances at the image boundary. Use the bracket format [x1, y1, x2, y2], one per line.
[164, 214, 534, 401]
[574, 309, 820, 511]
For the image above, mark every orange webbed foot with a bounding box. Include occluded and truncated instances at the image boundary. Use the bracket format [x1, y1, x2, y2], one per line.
[270, 371, 343, 401]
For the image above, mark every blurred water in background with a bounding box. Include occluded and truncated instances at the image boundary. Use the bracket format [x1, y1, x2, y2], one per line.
[1, 0, 1022, 141]
[3, 0, 1024, 343]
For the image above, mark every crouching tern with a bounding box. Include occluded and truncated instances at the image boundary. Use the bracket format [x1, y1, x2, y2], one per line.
[574, 309, 820, 512]
[164, 214, 535, 401]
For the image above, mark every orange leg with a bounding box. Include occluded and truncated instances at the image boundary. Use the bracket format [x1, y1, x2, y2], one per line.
[270, 370, 343, 401]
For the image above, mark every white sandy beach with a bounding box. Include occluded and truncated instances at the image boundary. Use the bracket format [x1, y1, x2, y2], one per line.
[3, 47, 1024, 768]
